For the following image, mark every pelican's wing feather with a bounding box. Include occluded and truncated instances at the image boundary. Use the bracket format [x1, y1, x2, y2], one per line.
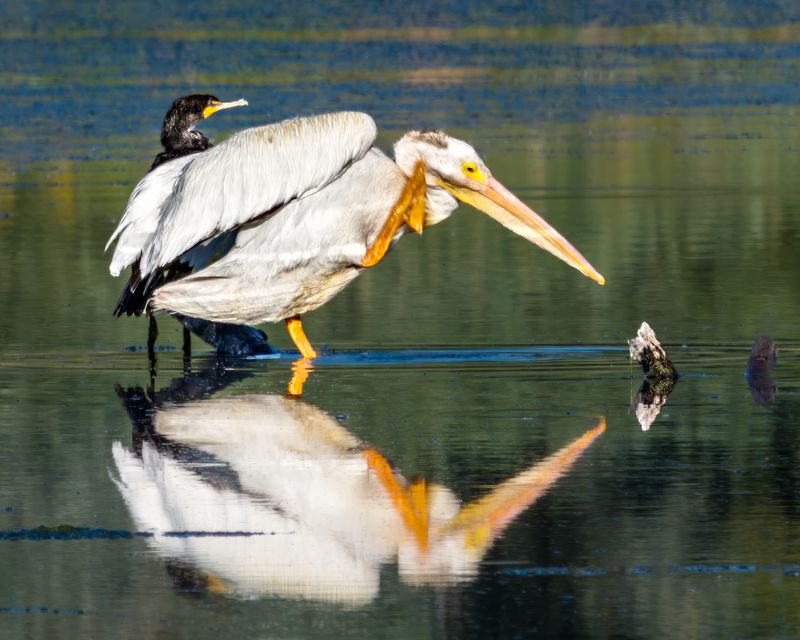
[139, 111, 378, 277]
[106, 155, 196, 277]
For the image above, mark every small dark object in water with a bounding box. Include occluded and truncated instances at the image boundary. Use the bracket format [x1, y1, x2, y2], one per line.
[628, 322, 678, 380]
[747, 336, 776, 372]
[628, 322, 678, 430]
[746, 336, 777, 406]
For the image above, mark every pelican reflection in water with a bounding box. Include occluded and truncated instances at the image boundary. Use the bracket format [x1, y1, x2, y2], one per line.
[106, 108, 605, 385]
[111, 369, 605, 604]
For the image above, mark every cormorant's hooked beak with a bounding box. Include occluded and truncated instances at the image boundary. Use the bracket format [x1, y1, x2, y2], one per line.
[202, 98, 248, 120]
[441, 176, 605, 285]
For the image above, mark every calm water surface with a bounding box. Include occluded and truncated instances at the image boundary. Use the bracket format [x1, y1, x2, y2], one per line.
[2, 3, 800, 638]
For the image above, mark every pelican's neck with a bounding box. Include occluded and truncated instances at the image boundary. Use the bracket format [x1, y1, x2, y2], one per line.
[422, 187, 459, 226]
[393, 134, 458, 227]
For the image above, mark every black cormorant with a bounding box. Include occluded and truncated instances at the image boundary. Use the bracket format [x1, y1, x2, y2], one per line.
[111, 95, 274, 359]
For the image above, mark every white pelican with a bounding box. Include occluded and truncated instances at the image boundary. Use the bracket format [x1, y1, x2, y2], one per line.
[107, 111, 605, 362]
[112, 381, 606, 603]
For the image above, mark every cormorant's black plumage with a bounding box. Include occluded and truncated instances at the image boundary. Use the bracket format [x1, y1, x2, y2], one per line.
[151, 94, 220, 171]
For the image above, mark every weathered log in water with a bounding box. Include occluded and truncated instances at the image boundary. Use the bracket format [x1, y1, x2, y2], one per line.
[628, 322, 679, 380]
[628, 322, 678, 430]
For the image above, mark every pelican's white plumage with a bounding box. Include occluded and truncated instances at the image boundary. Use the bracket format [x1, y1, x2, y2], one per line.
[107, 111, 376, 279]
[138, 112, 377, 276]
[151, 148, 411, 324]
[106, 155, 196, 277]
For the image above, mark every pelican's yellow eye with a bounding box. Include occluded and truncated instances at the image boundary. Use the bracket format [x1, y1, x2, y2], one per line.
[461, 161, 486, 183]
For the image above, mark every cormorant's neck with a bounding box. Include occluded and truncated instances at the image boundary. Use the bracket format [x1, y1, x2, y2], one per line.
[150, 133, 211, 172]
[161, 128, 212, 154]
[150, 129, 212, 172]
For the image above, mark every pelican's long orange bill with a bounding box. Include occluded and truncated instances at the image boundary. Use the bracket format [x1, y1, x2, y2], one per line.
[483, 177, 605, 285]
[445, 176, 605, 285]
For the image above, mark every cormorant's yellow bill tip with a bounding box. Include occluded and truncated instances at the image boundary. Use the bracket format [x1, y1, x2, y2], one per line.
[202, 98, 248, 119]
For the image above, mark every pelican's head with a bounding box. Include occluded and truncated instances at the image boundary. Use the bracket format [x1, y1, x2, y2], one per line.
[394, 130, 605, 286]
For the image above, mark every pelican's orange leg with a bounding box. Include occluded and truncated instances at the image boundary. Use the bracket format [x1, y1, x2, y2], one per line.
[362, 160, 427, 268]
[285, 316, 317, 359]
[285, 316, 317, 397]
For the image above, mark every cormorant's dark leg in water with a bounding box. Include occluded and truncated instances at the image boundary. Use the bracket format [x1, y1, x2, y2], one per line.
[147, 314, 159, 382]
[175, 314, 277, 357]
[147, 314, 158, 357]
[182, 326, 192, 372]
